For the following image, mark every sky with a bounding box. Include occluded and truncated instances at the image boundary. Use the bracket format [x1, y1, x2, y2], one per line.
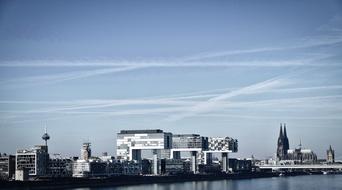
[0, 0, 342, 160]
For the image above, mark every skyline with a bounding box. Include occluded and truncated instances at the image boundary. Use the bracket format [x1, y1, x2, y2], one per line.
[0, 0, 342, 159]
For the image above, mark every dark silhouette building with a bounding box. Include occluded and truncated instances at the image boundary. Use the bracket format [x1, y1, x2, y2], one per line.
[276, 125, 317, 164]
[276, 123, 289, 160]
[327, 145, 335, 163]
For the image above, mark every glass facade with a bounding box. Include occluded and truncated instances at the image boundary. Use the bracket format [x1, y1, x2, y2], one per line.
[172, 134, 208, 149]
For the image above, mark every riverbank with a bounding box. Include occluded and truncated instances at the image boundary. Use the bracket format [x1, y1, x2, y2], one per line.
[1, 171, 322, 189]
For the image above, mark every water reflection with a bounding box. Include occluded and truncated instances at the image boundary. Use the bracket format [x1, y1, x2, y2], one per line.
[68, 175, 342, 190]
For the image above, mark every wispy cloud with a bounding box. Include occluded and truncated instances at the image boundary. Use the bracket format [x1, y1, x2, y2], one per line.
[0, 56, 336, 87]
[0, 56, 333, 68]
[183, 34, 342, 62]
[1, 82, 342, 124]
[166, 76, 291, 121]
[1, 83, 342, 113]
[0, 31, 340, 87]
[0, 66, 144, 86]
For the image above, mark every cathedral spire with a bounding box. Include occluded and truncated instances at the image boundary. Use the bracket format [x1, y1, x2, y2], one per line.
[279, 123, 283, 138]
[283, 123, 289, 152]
[283, 123, 287, 138]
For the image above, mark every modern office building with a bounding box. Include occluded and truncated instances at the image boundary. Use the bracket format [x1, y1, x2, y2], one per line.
[172, 134, 208, 149]
[16, 145, 49, 177]
[117, 129, 172, 161]
[203, 137, 238, 172]
[117, 129, 173, 175]
[117, 129, 238, 174]
[171, 134, 208, 173]
[14, 129, 50, 179]
[0, 154, 15, 180]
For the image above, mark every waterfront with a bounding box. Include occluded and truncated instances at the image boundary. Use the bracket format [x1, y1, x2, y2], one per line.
[69, 175, 342, 190]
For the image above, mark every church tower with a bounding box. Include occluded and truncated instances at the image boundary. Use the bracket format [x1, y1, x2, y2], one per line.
[327, 145, 335, 163]
[283, 124, 289, 153]
[277, 123, 289, 160]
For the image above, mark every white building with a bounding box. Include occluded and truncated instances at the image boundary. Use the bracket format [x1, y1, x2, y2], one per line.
[116, 129, 172, 161]
[16, 145, 49, 177]
[81, 142, 91, 161]
[72, 159, 90, 178]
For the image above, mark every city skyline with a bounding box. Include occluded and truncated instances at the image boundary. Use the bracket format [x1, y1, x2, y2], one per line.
[1, 0, 342, 159]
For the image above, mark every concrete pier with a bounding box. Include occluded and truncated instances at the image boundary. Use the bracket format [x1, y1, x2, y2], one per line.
[222, 152, 229, 172]
[191, 151, 197, 173]
[153, 150, 158, 175]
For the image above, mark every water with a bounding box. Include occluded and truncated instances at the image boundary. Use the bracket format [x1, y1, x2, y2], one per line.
[69, 175, 342, 190]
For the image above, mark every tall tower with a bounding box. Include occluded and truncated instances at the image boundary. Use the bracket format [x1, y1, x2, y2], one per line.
[276, 124, 288, 160]
[42, 127, 50, 147]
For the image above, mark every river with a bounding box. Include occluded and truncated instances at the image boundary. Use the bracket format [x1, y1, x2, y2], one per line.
[68, 174, 342, 190]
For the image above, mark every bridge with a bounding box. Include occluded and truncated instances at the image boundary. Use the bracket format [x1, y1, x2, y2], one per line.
[259, 164, 342, 170]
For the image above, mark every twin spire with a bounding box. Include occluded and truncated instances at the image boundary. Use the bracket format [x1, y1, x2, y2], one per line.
[279, 123, 288, 138]
[277, 123, 290, 160]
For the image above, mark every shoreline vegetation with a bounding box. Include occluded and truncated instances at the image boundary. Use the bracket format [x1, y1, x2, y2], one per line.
[0, 171, 336, 190]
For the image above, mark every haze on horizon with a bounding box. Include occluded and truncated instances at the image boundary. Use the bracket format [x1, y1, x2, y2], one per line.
[0, 0, 342, 160]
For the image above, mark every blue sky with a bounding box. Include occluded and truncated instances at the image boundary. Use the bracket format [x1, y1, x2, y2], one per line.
[0, 0, 342, 159]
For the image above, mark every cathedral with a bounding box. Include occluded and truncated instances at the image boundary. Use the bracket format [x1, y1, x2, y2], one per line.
[276, 124, 317, 164]
[276, 123, 289, 160]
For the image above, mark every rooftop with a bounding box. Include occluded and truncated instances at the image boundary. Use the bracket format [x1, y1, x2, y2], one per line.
[119, 129, 164, 134]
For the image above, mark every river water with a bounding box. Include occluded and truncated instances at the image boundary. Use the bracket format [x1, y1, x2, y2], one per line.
[69, 175, 342, 190]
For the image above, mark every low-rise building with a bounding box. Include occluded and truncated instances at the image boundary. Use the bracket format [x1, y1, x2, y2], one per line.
[48, 157, 73, 177]
[72, 159, 90, 178]
[229, 158, 252, 173]
[141, 159, 152, 174]
[198, 163, 221, 174]
[160, 159, 191, 175]
[15, 168, 29, 181]
[0, 154, 15, 180]
[121, 161, 141, 175]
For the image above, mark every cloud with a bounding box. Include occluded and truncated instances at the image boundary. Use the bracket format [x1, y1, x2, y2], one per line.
[0, 55, 336, 87]
[166, 76, 291, 121]
[1, 83, 342, 124]
[0, 57, 334, 68]
[0, 31, 340, 87]
[0, 65, 144, 86]
[182, 34, 342, 62]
